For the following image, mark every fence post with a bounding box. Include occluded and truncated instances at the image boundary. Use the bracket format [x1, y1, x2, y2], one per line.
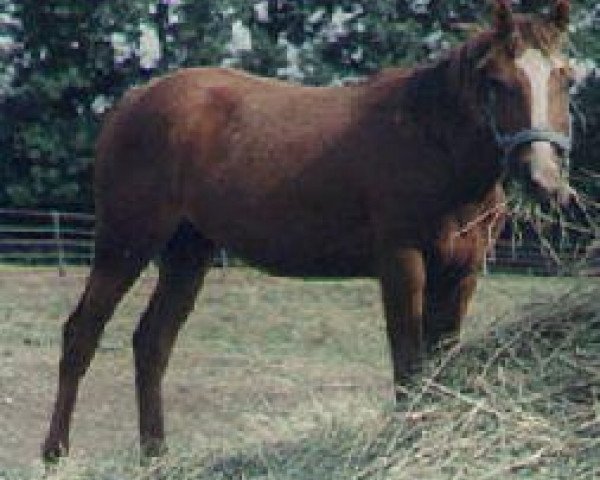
[483, 223, 493, 276]
[220, 248, 229, 269]
[511, 230, 516, 260]
[52, 210, 66, 277]
[483, 237, 488, 276]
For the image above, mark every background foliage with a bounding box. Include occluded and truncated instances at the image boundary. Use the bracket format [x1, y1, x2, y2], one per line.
[0, 0, 598, 211]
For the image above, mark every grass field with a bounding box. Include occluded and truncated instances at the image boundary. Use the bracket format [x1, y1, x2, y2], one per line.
[0, 266, 597, 479]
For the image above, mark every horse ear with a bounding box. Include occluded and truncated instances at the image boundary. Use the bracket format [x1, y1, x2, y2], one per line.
[551, 0, 570, 31]
[492, 0, 515, 37]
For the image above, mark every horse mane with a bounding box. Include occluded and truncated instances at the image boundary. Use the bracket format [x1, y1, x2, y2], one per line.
[395, 13, 567, 135]
[395, 34, 492, 144]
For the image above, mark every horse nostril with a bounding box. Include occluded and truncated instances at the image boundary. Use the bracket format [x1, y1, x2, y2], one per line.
[567, 190, 579, 209]
[550, 142, 566, 156]
[557, 185, 578, 208]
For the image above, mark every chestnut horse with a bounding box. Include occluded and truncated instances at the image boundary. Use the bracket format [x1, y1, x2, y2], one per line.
[43, 0, 576, 460]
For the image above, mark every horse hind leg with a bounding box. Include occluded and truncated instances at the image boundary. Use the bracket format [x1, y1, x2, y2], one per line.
[132, 222, 213, 457]
[42, 242, 152, 462]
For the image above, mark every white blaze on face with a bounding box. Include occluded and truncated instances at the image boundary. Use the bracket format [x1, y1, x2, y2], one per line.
[516, 48, 555, 128]
[515, 48, 558, 159]
[515, 48, 571, 196]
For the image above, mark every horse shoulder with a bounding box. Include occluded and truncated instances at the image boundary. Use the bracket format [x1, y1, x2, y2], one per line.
[435, 185, 507, 270]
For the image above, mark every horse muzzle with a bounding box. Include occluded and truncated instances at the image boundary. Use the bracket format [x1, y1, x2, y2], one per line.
[522, 141, 577, 207]
[483, 91, 576, 207]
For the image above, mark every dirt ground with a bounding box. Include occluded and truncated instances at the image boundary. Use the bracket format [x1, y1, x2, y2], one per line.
[0, 266, 575, 471]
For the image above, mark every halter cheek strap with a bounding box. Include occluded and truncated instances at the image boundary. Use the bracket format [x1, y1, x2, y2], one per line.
[484, 90, 573, 173]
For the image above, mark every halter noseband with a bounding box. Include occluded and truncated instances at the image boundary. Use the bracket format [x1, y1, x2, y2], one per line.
[484, 89, 573, 173]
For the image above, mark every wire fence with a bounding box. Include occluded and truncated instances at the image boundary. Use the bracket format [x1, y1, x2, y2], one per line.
[0, 208, 597, 277]
[487, 238, 597, 276]
[0, 208, 94, 276]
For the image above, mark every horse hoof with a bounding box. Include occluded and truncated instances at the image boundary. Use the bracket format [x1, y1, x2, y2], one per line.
[41, 441, 66, 465]
[393, 384, 413, 405]
[140, 439, 168, 462]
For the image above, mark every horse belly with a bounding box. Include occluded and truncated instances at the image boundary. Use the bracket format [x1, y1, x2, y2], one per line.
[243, 245, 374, 278]
[186, 186, 373, 277]
[229, 213, 373, 277]
[243, 227, 374, 278]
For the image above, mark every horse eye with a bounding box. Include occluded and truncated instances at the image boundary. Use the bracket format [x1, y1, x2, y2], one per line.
[485, 77, 520, 98]
[485, 77, 505, 91]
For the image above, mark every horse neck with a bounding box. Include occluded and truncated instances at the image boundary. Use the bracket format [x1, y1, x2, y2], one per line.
[401, 58, 503, 204]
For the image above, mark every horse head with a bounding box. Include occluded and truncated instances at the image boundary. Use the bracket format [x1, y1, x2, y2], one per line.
[468, 0, 576, 205]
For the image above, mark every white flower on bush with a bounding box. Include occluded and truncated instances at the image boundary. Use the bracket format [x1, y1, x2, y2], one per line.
[254, 1, 269, 23]
[323, 5, 363, 43]
[570, 58, 598, 90]
[138, 23, 161, 70]
[111, 32, 133, 65]
[91, 95, 113, 115]
[350, 47, 363, 63]
[229, 20, 252, 54]
[276, 35, 304, 82]
[308, 9, 326, 25]
[410, 0, 429, 15]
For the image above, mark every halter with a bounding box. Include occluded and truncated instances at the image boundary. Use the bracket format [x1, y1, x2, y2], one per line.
[484, 89, 573, 173]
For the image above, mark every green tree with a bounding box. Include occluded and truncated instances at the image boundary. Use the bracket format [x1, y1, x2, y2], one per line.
[0, 0, 150, 210]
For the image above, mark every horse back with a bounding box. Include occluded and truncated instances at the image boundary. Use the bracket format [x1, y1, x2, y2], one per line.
[94, 68, 372, 274]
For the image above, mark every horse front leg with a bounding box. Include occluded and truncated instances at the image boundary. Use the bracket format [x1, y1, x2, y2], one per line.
[424, 272, 478, 351]
[378, 247, 426, 401]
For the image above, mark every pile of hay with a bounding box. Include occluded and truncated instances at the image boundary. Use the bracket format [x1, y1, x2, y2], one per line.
[42, 283, 600, 480]
[361, 282, 600, 479]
